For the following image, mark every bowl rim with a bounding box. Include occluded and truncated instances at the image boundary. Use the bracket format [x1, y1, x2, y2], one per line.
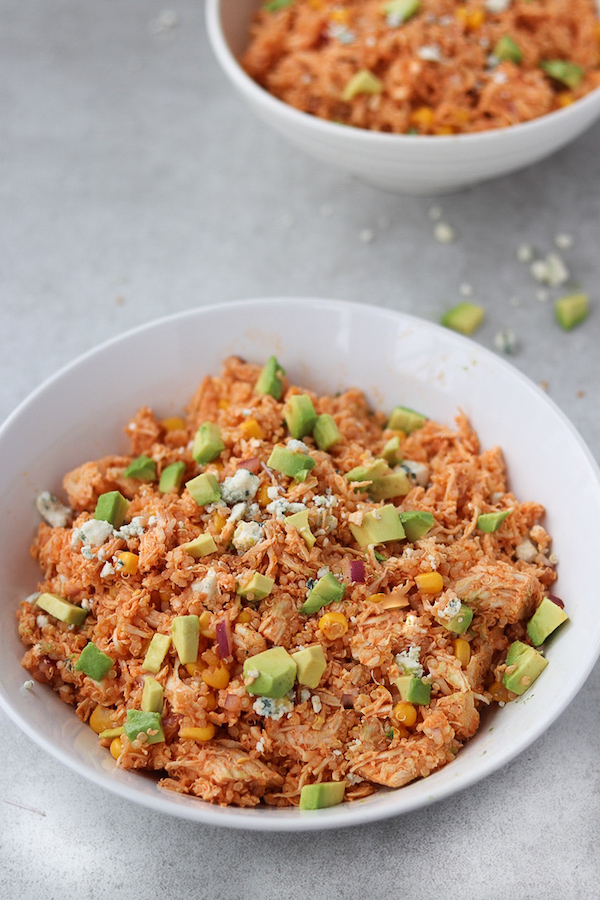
[205, 0, 600, 147]
[3, 296, 600, 831]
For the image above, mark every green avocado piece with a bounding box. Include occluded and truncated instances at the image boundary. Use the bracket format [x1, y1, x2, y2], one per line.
[399, 510, 435, 541]
[74, 642, 114, 681]
[381, 436, 402, 465]
[395, 675, 431, 705]
[255, 356, 285, 400]
[441, 302, 485, 335]
[171, 615, 200, 664]
[349, 505, 406, 548]
[540, 59, 584, 88]
[368, 471, 411, 501]
[387, 405, 426, 434]
[383, 0, 420, 23]
[124, 454, 157, 481]
[185, 471, 221, 506]
[243, 646, 297, 698]
[313, 414, 341, 451]
[493, 35, 523, 63]
[159, 461, 186, 494]
[284, 394, 318, 439]
[141, 677, 164, 713]
[502, 640, 548, 695]
[124, 709, 164, 745]
[236, 572, 275, 602]
[477, 510, 511, 532]
[285, 509, 316, 548]
[441, 603, 473, 634]
[299, 781, 346, 810]
[35, 592, 88, 627]
[267, 445, 316, 481]
[346, 458, 390, 486]
[142, 633, 171, 673]
[291, 645, 327, 689]
[526, 597, 568, 646]
[98, 726, 125, 740]
[555, 292, 589, 331]
[192, 422, 225, 465]
[93, 490, 129, 528]
[300, 572, 345, 615]
[181, 533, 218, 558]
[342, 69, 383, 101]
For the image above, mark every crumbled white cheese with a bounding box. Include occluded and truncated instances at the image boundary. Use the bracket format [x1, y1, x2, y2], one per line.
[516, 539, 538, 562]
[433, 222, 456, 244]
[100, 562, 115, 578]
[221, 468, 260, 504]
[80, 546, 95, 560]
[328, 22, 355, 44]
[115, 516, 146, 539]
[554, 232, 574, 250]
[311, 695, 323, 714]
[191, 569, 219, 600]
[516, 243, 534, 263]
[72, 518, 114, 547]
[530, 253, 569, 287]
[266, 498, 307, 519]
[491, 70, 508, 84]
[437, 595, 461, 622]
[287, 439, 310, 454]
[36, 615, 49, 628]
[313, 491, 338, 508]
[346, 773, 364, 785]
[299, 688, 311, 703]
[232, 521, 264, 552]
[227, 502, 248, 524]
[266, 485, 280, 501]
[81, 598, 93, 611]
[493, 329, 518, 354]
[396, 645, 424, 677]
[35, 491, 71, 528]
[317, 566, 330, 578]
[21, 680, 35, 692]
[417, 44, 442, 62]
[252, 696, 294, 720]
[255, 738, 265, 753]
[401, 460, 430, 486]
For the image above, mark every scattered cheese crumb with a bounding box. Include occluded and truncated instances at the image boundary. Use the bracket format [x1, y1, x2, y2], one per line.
[433, 222, 456, 244]
[311, 695, 323, 714]
[554, 233, 574, 250]
[517, 243, 534, 263]
[493, 329, 518, 354]
[417, 44, 442, 62]
[459, 283, 473, 297]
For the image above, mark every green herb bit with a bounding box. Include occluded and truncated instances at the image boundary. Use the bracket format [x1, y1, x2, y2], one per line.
[493, 36, 523, 64]
[540, 60, 585, 89]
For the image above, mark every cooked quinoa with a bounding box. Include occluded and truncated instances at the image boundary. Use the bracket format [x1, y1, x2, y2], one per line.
[17, 356, 562, 808]
[242, 0, 600, 134]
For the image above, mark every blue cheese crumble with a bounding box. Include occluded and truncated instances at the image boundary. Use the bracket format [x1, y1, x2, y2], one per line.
[36, 491, 71, 528]
[221, 468, 260, 505]
[396, 646, 424, 677]
[252, 695, 294, 720]
[232, 521, 264, 552]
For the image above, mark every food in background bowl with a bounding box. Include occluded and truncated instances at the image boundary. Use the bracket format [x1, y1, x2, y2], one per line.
[242, 0, 600, 135]
[17, 354, 568, 809]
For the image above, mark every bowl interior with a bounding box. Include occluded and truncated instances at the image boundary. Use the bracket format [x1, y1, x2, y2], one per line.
[2, 298, 600, 830]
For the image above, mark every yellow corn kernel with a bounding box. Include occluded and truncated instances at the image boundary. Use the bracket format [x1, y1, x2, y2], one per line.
[161, 416, 185, 432]
[367, 592, 386, 603]
[212, 511, 228, 532]
[410, 106, 435, 128]
[204, 691, 217, 711]
[392, 701, 418, 728]
[318, 611, 349, 640]
[556, 92, 575, 107]
[116, 551, 139, 576]
[489, 680, 512, 703]
[218, 398, 230, 409]
[179, 724, 216, 742]
[89, 705, 115, 735]
[109, 737, 122, 760]
[237, 608, 254, 624]
[202, 664, 230, 690]
[415, 571, 444, 594]
[308, 0, 324, 8]
[185, 660, 207, 677]
[433, 125, 454, 135]
[240, 418, 265, 440]
[257, 482, 271, 507]
[198, 610, 216, 639]
[330, 8, 349, 23]
[456, 5, 484, 29]
[453, 637, 471, 667]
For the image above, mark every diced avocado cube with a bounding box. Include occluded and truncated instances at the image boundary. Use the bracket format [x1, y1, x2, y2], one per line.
[93, 490, 129, 528]
[555, 292, 588, 331]
[98, 726, 125, 740]
[441, 302, 485, 335]
[387, 406, 426, 434]
[526, 596, 568, 647]
[74, 642, 114, 681]
[159, 461, 186, 494]
[124, 709, 164, 745]
[35, 592, 88, 627]
[399, 510, 435, 541]
[172, 614, 200, 664]
[124, 455, 157, 481]
[382, 0, 420, 24]
[284, 394, 318, 439]
[493, 35, 523, 63]
[381, 436, 402, 465]
[236, 572, 275, 602]
[243, 646, 297, 698]
[313, 414, 341, 451]
[185, 472, 221, 506]
[285, 509, 316, 548]
[395, 675, 431, 705]
[291, 645, 327, 689]
[300, 572, 345, 615]
[477, 510, 511, 532]
[180, 533, 218, 558]
[255, 356, 285, 400]
[349, 505, 406, 548]
[368, 471, 411, 501]
[540, 59, 584, 89]
[345, 458, 389, 485]
[441, 603, 473, 634]
[142, 633, 171, 673]
[267, 445, 315, 481]
[141, 677, 164, 713]
[341, 69, 383, 102]
[299, 781, 346, 810]
[192, 422, 225, 465]
[502, 640, 548, 695]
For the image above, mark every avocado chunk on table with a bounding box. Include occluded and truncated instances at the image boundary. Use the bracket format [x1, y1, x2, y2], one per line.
[527, 596, 568, 646]
[141, 677, 163, 713]
[124, 454, 157, 481]
[267, 445, 315, 481]
[74, 642, 114, 681]
[243, 646, 297, 698]
[292, 645, 327, 689]
[172, 614, 200, 664]
[555, 292, 589, 330]
[284, 394, 318, 439]
[285, 509, 316, 548]
[313, 414, 341, 451]
[349, 505, 406, 547]
[142, 633, 171, 673]
[300, 572, 345, 615]
[399, 510, 434, 541]
[236, 572, 274, 602]
[124, 709, 165, 745]
[35, 591, 87, 627]
[387, 405, 426, 434]
[395, 675, 431, 705]
[93, 490, 129, 528]
[185, 471, 221, 506]
[192, 422, 225, 465]
[299, 781, 346, 810]
[502, 640, 548, 695]
[441, 302, 485, 336]
[255, 356, 285, 400]
[159, 461, 186, 493]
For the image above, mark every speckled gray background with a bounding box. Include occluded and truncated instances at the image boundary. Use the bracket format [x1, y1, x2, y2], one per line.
[1, 2, 600, 897]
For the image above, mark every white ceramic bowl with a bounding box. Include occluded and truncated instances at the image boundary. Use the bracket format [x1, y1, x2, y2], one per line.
[2, 297, 600, 830]
[206, 0, 600, 195]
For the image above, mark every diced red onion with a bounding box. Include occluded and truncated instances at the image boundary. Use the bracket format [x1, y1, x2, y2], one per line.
[237, 457, 261, 473]
[215, 618, 233, 659]
[349, 559, 366, 584]
[548, 594, 565, 609]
